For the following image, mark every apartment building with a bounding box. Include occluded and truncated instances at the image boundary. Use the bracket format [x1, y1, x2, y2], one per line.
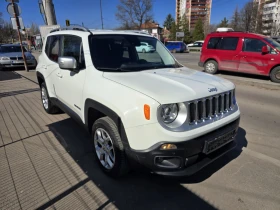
[176, 0, 212, 30]
[255, 0, 280, 35]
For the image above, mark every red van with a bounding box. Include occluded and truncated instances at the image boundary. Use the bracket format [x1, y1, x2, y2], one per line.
[198, 32, 280, 83]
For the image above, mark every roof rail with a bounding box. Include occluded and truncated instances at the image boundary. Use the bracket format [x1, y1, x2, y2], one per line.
[117, 30, 151, 35]
[50, 24, 92, 33]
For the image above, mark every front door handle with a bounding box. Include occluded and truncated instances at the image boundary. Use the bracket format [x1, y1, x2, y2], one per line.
[56, 73, 62, 78]
[242, 56, 247, 58]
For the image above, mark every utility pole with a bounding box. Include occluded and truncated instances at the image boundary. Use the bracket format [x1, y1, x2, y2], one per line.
[43, 0, 57, 25]
[10, 0, 28, 71]
[100, 0, 104, 29]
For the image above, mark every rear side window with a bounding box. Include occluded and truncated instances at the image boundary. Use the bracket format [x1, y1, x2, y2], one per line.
[207, 37, 239, 50]
[61, 35, 85, 69]
[45, 35, 60, 62]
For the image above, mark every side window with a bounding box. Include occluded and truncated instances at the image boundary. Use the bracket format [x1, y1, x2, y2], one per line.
[207, 37, 239, 50]
[46, 36, 60, 62]
[207, 37, 221, 49]
[61, 35, 85, 69]
[243, 38, 266, 53]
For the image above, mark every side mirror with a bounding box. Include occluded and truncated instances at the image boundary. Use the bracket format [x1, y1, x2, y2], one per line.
[58, 56, 79, 72]
[262, 46, 269, 54]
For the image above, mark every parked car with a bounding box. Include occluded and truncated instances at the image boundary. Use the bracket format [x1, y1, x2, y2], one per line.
[187, 40, 204, 47]
[0, 44, 37, 70]
[36, 26, 240, 178]
[188, 41, 204, 51]
[165, 41, 187, 53]
[135, 42, 155, 53]
[199, 31, 280, 83]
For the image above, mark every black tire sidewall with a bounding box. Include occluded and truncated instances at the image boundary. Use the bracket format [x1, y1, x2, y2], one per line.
[204, 60, 218, 74]
[92, 118, 125, 177]
[270, 67, 280, 83]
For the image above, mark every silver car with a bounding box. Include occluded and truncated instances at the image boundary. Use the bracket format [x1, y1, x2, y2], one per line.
[0, 44, 37, 70]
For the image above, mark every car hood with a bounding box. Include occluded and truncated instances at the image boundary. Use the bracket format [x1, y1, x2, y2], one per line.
[0, 52, 32, 57]
[103, 67, 235, 104]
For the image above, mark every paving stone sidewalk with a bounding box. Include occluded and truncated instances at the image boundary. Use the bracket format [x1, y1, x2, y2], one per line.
[0, 71, 117, 210]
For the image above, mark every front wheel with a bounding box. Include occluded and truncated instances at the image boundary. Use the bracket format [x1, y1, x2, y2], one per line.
[92, 117, 130, 178]
[40, 82, 60, 114]
[270, 66, 280, 83]
[204, 60, 218, 74]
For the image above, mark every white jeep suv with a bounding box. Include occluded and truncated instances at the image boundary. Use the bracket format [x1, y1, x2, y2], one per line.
[36, 26, 240, 177]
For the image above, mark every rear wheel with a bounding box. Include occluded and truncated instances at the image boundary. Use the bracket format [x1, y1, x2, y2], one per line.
[172, 49, 176, 53]
[40, 82, 60, 114]
[204, 60, 218, 74]
[92, 117, 130, 178]
[270, 66, 280, 83]
[142, 49, 146, 53]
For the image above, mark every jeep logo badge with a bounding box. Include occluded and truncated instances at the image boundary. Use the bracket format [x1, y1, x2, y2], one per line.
[208, 87, 217, 92]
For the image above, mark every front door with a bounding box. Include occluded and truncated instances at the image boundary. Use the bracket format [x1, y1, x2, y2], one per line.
[238, 38, 270, 75]
[55, 35, 86, 117]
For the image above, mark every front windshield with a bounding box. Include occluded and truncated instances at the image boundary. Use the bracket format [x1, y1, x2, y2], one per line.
[264, 38, 280, 51]
[89, 34, 182, 71]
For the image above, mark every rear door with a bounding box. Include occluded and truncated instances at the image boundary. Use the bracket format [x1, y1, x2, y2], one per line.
[207, 37, 240, 71]
[238, 38, 271, 75]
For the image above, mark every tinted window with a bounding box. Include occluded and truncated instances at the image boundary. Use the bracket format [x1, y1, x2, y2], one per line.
[89, 35, 180, 71]
[46, 36, 60, 62]
[61, 35, 85, 69]
[207, 37, 239, 50]
[0, 45, 26, 53]
[243, 38, 266, 52]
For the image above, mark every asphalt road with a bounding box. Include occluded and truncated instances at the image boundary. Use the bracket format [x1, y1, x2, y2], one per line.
[10, 52, 280, 209]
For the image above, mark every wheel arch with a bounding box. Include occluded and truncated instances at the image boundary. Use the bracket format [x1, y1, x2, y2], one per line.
[84, 99, 129, 146]
[36, 72, 45, 87]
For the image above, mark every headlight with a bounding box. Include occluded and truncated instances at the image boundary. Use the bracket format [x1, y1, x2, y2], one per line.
[0, 57, 10, 60]
[160, 103, 178, 124]
[26, 56, 34, 60]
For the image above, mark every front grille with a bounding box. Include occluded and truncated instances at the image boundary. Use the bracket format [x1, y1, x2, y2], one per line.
[188, 90, 235, 124]
[10, 57, 23, 60]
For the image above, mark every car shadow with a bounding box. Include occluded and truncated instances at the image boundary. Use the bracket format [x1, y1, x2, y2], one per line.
[0, 70, 22, 81]
[43, 117, 247, 209]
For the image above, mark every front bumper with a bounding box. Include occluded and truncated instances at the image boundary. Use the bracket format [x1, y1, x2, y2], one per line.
[0, 60, 37, 68]
[130, 118, 240, 176]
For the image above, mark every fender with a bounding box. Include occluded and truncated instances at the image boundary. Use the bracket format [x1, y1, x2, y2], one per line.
[36, 71, 45, 85]
[84, 99, 130, 147]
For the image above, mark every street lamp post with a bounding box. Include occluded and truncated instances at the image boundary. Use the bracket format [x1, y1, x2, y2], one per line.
[100, 0, 104, 29]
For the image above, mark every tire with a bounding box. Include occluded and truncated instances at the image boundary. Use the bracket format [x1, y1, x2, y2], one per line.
[92, 117, 130, 178]
[142, 49, 146, 53]
[172, 49, 177, 53]
[40, 82, 60, 114]
[270, 66, 280, 83]
[204, 60, 218, 74]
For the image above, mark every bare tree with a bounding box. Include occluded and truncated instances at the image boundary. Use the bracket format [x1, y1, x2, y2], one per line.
[230, 6, 241, 31]
[115, 0, 153, 30]
[30, 23, 40, 35]
[271, 22, 280, 36]
[239, 0, 259, 33]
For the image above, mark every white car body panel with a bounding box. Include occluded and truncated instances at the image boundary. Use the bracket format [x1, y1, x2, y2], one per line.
[37, 29, 240, 152]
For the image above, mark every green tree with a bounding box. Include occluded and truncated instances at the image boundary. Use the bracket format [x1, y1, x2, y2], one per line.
[192, 18, 204, 41]
[181, 14, 191, 43]
[163, 14, 174, 30]
[218, 17, 229, 27]
[169, 21, 177, 40]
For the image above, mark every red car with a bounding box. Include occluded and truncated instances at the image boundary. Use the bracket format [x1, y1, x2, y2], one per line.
[198, 32, 280, 83]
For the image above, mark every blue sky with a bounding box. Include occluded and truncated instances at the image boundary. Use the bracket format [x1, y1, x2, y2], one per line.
[0, 0, 248, 29]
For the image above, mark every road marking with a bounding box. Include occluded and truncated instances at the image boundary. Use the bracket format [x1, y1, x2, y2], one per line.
[242, 147, 280, 168]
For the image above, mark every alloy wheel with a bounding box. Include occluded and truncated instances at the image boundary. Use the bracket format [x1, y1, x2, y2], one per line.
[41, 87, 49, 110]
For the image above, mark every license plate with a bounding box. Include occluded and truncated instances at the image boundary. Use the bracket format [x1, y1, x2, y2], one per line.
[203, 130, 236, 154]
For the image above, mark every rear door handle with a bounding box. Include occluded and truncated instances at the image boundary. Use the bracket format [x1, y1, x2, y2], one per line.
[242, 56, 246, 58]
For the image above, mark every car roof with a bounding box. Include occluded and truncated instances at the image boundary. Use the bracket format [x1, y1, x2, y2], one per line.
[47, 29, 154, 38]
[208, 31, 267, 39]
